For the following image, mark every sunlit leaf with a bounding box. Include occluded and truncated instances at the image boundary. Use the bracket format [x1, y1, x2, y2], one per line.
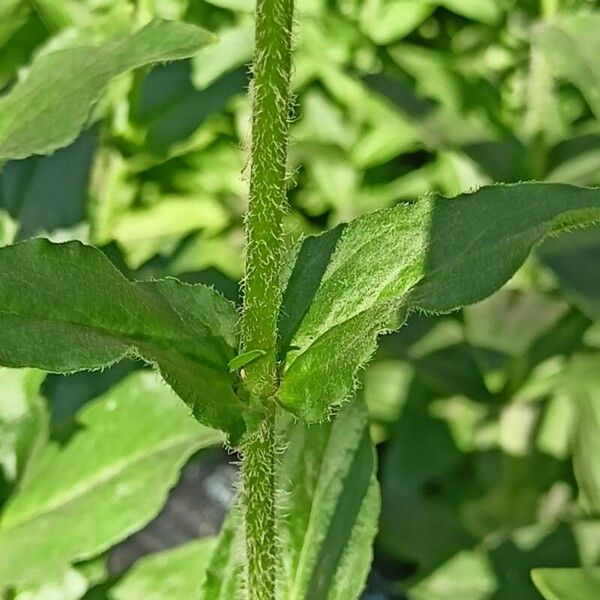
[202, 399, 379, 600]
[110, 538, 216, 600]
[279, 183, 600, 422]
[0, 372, 222, 586]
[0, 19, 215, 160]
[532, 567, 600, 600]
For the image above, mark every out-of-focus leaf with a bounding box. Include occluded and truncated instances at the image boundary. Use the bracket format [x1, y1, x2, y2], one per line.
[109, 538, 216, 600]
[192, 23, 253, 89]
[0, 368, 46, 485]
[463, 289, 581, 393]
[14, 568, 88, 600]
[379, 380, 470, 568]
[278, 184, 600, 422]
[202, 399, 379, 600]
[539, 227, 600, 320]
[0, 239, 246, 438]
[536, 15, 600, 121]
[465, 291, 568, 359]
[567, 356, 600, 514]
[133, 61, 246, 153]
[408, 550, 497, 599]
[532, 567, 600, 600]
[204, 0, 254, 10]
[418, 0, 503, 24]
[0, 19, 215, 159]
[113, 195, 229, 268]
[0, 210, 17, 247]
[28, 0, 84, 31]
[360, 0, 433, 45]
[0, 130, 96, 239]
[0, 372, 222, 586]
[201, 509, 242, 599]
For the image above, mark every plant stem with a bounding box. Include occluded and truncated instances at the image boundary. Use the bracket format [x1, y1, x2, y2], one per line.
[240, 402, 277, 599]
[240, 0, 295, 597]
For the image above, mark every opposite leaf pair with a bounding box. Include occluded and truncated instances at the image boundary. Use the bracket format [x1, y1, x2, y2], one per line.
[2, 183, 600, 445]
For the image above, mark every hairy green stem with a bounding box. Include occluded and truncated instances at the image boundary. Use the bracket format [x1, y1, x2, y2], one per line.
[240, 402, 278, 599]
[240, 0, 295, 597]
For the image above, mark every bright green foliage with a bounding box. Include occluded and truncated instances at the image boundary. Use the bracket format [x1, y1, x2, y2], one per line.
[0, 367, 46, 485]
[536, 14, 600, 121]
[110, 538, 217, 599]
[532, 567, 600, 600]
[2, 1, 600, 597]
[0, 372, 222, 586]
[14, 568, 90, 600]
[279, 183, 600, 421]
[0, 238, 245, 438]
[408, 550, 496, 599]
[277, 399, 379, 600]
[201, 398, 379, 600]
[567, 356, 600, 513]
[0, 19, 214, 160]
[202, 510, 242, 599]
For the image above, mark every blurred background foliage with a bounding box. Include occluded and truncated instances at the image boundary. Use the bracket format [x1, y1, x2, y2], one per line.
[1, 0, 600, 598]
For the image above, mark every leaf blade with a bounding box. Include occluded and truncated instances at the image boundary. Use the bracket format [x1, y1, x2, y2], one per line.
[0, 19, 215, 160]
[532, 567, 600, 600]
[0, 372, 222, 586]
[279, 183, 600, 421]
[0, 238, 245, 439]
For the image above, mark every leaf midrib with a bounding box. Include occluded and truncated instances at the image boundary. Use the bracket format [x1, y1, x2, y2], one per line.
[0, 309, 226, 373]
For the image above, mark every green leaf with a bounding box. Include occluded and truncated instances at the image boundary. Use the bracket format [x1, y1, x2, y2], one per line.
[0, 130, 96, 239]
[202, 398, 380, 600]
[112, 195, 229, 268]
[0, 238, 246, 440]
[0, 19, 215, 160]
[228, 349, 266, 372]
[0, 367, 46, 485]
[278, 183, 600, 422]
[567, 356, 600, 514]
[419, 0, 502, 24]
[277, 398, 379, 600]
[360, 1, 434, 45]
[0, 371, 222, 586]
[201, 509, 242, 599]
[536, 14, 600, 121]
[539, 226, 600, 320]
[192, 23, 254, 89]
[14, 568, 89, 600]
[408, 550, 497, 599]
[109, 538, 216, 600]
[532, 567, 600, 600]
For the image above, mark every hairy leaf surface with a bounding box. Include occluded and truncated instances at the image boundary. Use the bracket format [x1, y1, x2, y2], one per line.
[0, 19, 214, 160]
[279, 183, 600, 421]
[0, 372, 222, 585]
[201, 399, 379, 600]
[0, 239, 245, 438]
